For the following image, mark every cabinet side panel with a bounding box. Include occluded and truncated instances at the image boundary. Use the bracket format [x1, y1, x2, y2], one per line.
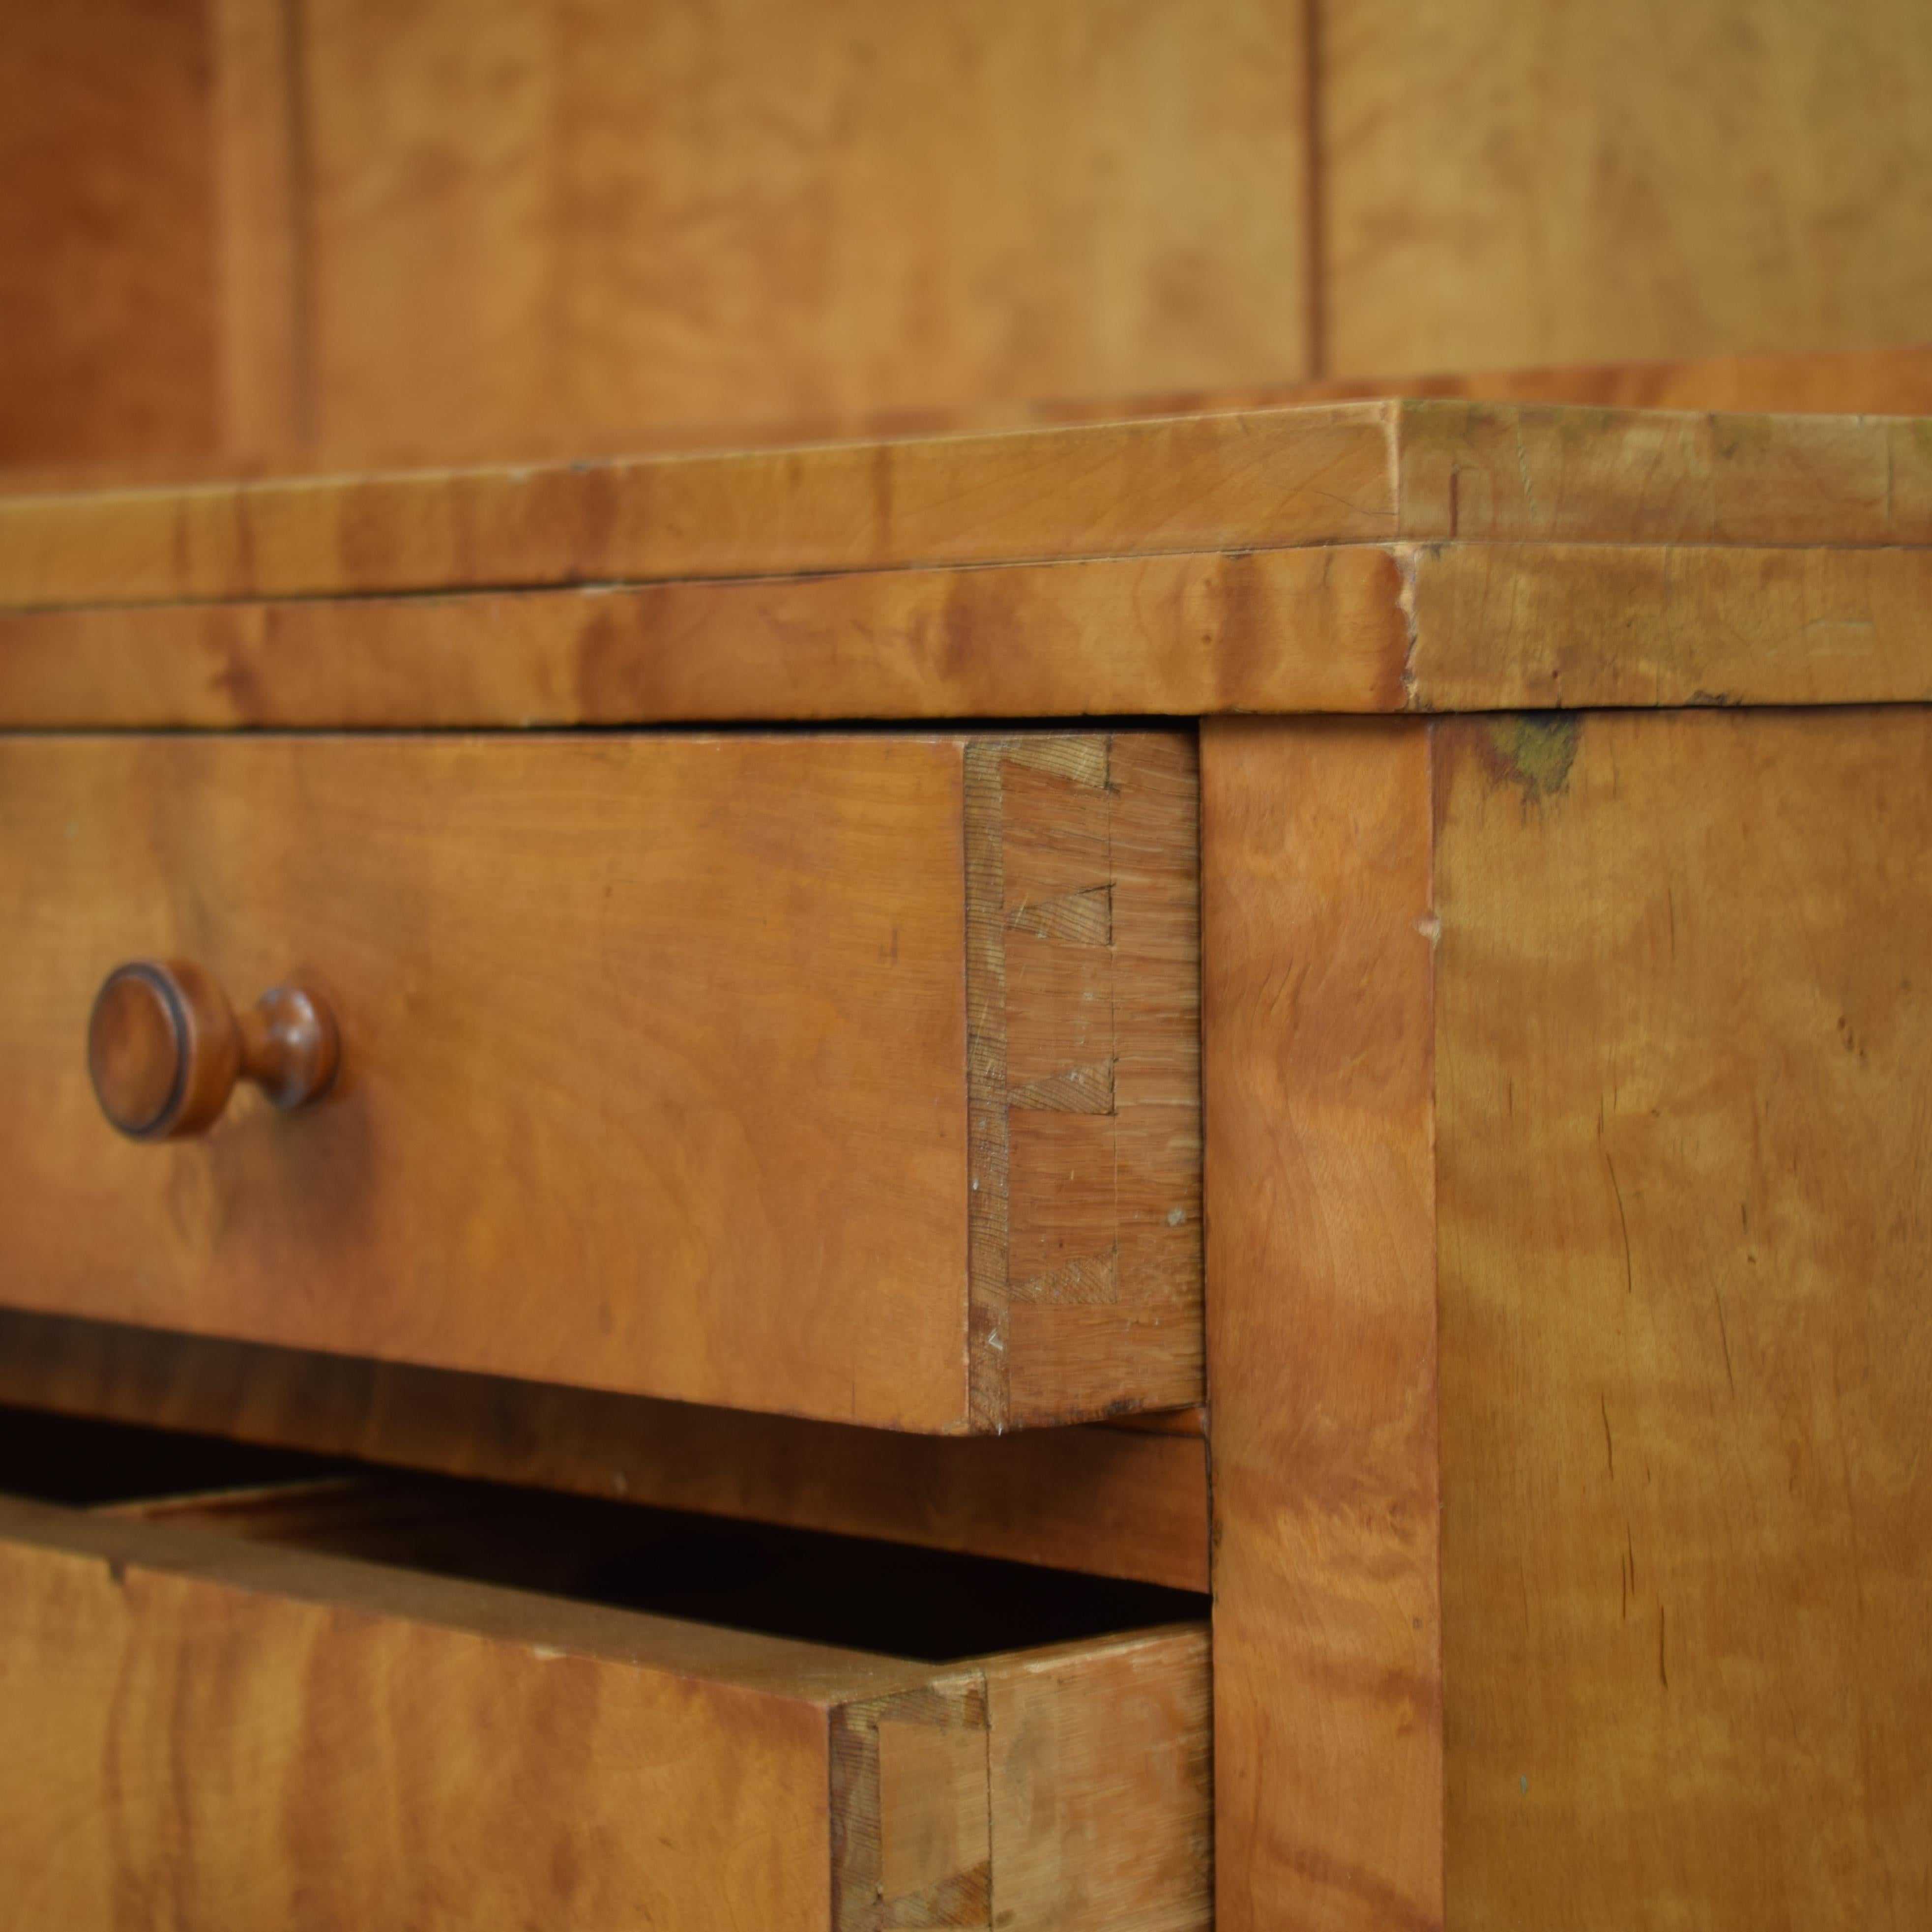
[1202, 719, 1442, 1932]
[1434, 709, 1932, 1926]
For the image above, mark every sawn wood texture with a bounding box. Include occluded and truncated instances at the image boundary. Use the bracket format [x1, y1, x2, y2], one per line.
[3, 401, 1931, 726]
[0, 1492, 1210, 1931]
[0, 730, 1200, 1434]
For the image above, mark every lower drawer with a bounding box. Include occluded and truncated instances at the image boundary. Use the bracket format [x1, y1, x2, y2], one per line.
[0, 1428, 1210, 1931]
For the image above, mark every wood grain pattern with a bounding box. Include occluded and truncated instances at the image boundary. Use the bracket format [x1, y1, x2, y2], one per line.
[295, 0, 1308, 462]
[968, 734, 1202, 1428]
[0, 1309, 1209, 1591]
[1432, 708, 1932, 1928]
[0, 0, 221, 468]
[11, 531, 1932, 725]
[1392, 402, 1932, 546]
[1200, 718, 1442, 1932]
[0, 405, 1397, 610]
[5, 403, 1932, 732]
[211, 0, 305, 459]
[14, 342, 1932, 500]
[0, 545, 1411, 728]
[1407, 541, 1932, 712]
[11, 527, 1932, 731]
[1322, 0, 1932, 378]
[0, 732, 966, 1431]
[984, 1629, 1213, 1932]
[0, 1493, 876, 1932]
[0, 1491, 1210, 1930]
[4, 400, 1928, 619]
[0, 730, 1199, 1434]
[1281, 344, 1932, 418]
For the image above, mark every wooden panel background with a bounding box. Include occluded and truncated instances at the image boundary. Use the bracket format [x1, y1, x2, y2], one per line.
[7, 1, 1932, 472]
[295, 0, 1309, 460]
[0, 0, 221, 466]
[1320, 0, 1932, 377]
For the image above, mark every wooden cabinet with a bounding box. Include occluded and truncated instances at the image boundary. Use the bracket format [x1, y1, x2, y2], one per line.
[3, 394, 1930, 1928]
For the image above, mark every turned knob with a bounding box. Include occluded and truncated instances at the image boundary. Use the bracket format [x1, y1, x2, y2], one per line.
[88, 961, 340, 1141]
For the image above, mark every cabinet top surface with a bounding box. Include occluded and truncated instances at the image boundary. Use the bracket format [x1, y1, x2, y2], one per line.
[1, 399, 1928, 724]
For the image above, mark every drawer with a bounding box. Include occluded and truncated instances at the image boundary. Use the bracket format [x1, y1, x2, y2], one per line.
[0, 1430, 1210, 1931]
[0, 730, 1200, 1432]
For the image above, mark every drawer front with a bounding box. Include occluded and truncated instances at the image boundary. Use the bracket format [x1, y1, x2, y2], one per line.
[0, 732, 1200, 1431]
[0, 1493, 1211, 1932]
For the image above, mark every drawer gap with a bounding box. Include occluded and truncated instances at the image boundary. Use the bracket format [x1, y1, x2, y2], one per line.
[0, 1401, 1206, 1665]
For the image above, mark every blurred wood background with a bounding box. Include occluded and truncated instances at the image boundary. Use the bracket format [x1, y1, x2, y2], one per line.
[5, 0, 1932, 472]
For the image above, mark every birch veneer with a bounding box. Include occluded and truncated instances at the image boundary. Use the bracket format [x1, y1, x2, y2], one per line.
[3, 397, 1929, 1930]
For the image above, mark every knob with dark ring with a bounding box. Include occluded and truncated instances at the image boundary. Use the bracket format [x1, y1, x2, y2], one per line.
[88, 961, 340, 1141]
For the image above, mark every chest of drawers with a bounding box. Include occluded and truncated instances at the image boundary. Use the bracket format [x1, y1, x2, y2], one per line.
[2, 397, 1929, 1929]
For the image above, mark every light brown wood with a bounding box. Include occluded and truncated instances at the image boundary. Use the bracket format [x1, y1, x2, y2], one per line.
[0, 1491, 1209, 1930]
[1281, 344, 1932, 418]
[14, 530, 1932, 727]
[1200, 718, 1442, 1932]
[0, 405, 1396, 609]
[0, 1309, 1209, 1591]
[0, 1493, 881, 1932]
[1432, 707, 1932, 1927]
[211, 0, 307, 458]
[1391, 403, 1932, 546]
[1200, 707, 1932, 1926]
[967, 734, 1202, 1428]
[7, 403, 1932, 730]
[983, 1629, 1213, 1932]
[1321, 0, 1932, 378]
[15, 342, 1932, 499]
[0, 1, 221, 468]
[11, 400, 1932, 614]
[293, 0, 1307, 461]
[0, 544, 1410, 729]
[0, 730, 1198, 1433]
[1406, 541, 1932, 712]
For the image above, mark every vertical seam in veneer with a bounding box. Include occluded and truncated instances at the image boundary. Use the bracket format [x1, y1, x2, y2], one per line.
[1301, 0, 1328, 380]
[1424, 715, 1447, 1922]
[282, 0, 318, 449]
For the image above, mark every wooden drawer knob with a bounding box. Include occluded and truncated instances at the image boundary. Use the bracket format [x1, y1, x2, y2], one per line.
[88, 961, 340, 1141]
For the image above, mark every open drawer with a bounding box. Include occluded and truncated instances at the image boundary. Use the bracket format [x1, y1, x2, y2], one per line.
[0, 729, 1200, 1434]
[0, 1412, 1210, 1931]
